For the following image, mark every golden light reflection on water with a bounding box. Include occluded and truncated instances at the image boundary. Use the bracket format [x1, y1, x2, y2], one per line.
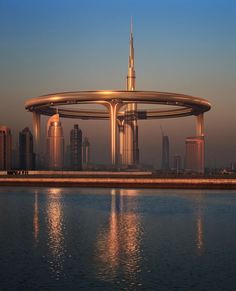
[194, 192, 204, 254]
[96, 189, 142, 286]
[33, 191, 39, 244]
[47, 188, 65, 279]
[197, 214, 203, 252]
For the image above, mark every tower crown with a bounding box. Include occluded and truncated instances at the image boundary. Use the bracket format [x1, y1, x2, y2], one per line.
[127, 17, 135, 91]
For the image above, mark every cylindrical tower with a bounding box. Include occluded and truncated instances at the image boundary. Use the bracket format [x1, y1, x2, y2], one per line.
[47, 114, 64, 170]
[19, 127, 35, 170]
[0, 125, 12, 170]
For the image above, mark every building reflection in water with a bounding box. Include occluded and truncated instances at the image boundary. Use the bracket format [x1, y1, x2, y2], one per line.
[96, 189, 143, 287]
[33, 190, 39, 244]
[197, 211, 203, 252]
[46, 188, 65, 279]
[194, 191, 204, 255]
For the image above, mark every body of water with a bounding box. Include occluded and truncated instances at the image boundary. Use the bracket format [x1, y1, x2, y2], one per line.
[0, 187, 236, 290]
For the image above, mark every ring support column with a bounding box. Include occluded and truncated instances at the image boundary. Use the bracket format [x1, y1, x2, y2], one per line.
[108, 102, 120, 166]
[196, 113, 205, 174]
[118, 121, 124, 164]
[32, 112, 41, 169]
[196, 113, 204, 137]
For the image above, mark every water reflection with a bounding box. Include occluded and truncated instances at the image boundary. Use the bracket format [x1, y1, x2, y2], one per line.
[194, 192, 204, 254]
[33, 191, 39, 244]
[197, 213, 203, 252]
[96, 189, 143, 287]
[47, 188, 65, 279]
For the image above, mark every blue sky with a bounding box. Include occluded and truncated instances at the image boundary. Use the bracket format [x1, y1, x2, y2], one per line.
[0, 0, 235, 166]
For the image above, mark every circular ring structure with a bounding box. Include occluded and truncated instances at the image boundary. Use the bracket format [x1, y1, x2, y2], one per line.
[25, 90, 211, 119]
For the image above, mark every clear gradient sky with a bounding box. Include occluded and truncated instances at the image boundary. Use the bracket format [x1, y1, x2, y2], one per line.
[0, 0, 235, 167]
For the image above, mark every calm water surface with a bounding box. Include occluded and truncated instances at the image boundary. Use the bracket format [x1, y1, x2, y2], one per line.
[0, 187, 236, 290]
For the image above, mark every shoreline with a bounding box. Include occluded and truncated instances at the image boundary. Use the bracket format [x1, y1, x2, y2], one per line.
[0, 176, 236, 189]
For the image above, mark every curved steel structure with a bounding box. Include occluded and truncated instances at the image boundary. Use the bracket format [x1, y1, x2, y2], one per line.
[25, 90, 211, 165]
[25, 90, 211, 119]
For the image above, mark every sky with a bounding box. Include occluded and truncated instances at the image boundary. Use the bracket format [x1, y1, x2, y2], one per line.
[0, 0, 236, 167]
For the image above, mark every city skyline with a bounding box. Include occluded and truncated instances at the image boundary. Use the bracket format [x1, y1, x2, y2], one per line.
[0, 0, 235, 167]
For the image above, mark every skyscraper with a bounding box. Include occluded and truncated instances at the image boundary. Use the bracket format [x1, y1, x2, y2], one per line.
[83, 137, 90, 167]
[120, 19, 139, 166]
[19, 127, 35, 170]
[47, 114, 64, 170]
[185, 136, 204, 174]
[0, 125, 12, 170]
[70, 124, 82, 170]
[161, 135, 170, 171]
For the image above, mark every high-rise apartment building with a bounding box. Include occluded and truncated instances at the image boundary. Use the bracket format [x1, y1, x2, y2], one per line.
[185, 136, 204, 174]
[47, 114, 64, 170]
[161, 135, 170, 171]
[82, 137, 90, 167]
[19, 127, 35, 170]
[70, 124, 82, 170]
[0, 125, 12, 170]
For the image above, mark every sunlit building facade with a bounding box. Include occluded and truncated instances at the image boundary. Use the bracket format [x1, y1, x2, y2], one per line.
[47, 114, 64, 170]
[70, 124, 82, 170]
[185, 136, 204, 174]
[0, 125, 12, 170]
[19, 127, 35, 170]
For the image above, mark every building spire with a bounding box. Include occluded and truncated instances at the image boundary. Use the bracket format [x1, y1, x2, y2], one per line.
[127, 17, 135, 91]
[130, 16, 133, 34]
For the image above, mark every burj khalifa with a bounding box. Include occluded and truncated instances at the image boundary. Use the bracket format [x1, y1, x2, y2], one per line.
[119, 20, 139, 166]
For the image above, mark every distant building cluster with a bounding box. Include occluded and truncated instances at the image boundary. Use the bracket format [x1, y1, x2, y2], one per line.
[1, 119, 235, 175]
[160, 133, 204, 174]
[0, 117, 90, 171]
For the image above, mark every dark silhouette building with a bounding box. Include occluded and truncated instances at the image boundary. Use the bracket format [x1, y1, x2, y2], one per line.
[70, 124, 82, 170]
[19, 127, 35, 170]
[0, 125, 12, 170]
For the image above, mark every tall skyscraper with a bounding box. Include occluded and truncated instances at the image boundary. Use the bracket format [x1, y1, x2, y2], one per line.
[70, 124, 82, 170]
[82, 137, 90, 167]
[120, 19, 139, 166]
[19, 127, 35, 170]
[47, 114, 64, 170]
[185, 136, 204, 174]
[161, 135, 170, 171]
[0, 125, 12, 170]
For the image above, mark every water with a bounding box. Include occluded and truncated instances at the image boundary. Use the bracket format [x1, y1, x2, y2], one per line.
[0, 187, 236, 290]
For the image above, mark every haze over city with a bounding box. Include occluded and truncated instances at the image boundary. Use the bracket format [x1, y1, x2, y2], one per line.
[1, 0, 235, 167]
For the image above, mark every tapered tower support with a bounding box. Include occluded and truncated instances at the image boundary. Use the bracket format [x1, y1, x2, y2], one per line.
[107, 102, 121, 165]
[118, 121, 125, 164]
[196, 113, 205, 174]
[196, 113, 204, 136]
